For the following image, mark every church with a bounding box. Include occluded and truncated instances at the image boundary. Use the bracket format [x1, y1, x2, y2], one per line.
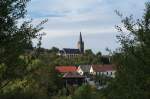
[58, 32, 84, 59]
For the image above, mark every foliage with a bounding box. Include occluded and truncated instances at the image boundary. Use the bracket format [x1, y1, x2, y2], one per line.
[0, 0, 50, 98]
[72, 85, 100, 99]
[103, 2, 150, 99]
[37, 47, 105, 66]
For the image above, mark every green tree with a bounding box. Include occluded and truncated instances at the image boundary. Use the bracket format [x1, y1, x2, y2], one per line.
[84, 49, 93, 55]
[105, 2, 150, 99]
[96, 52, 102, 58]
[0, 0, 48, 98]
[72, 85, 93, 99]
[49, 46, 59, 53]
[72, 85, 100, 99]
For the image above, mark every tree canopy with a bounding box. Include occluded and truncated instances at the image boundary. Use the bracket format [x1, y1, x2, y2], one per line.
[103, 2, 150, 99]
[0, 0, 49, 98]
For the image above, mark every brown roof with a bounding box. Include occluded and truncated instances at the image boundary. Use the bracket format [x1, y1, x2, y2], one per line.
[92, 64, 115, 72]
[63, 72, 85, 78]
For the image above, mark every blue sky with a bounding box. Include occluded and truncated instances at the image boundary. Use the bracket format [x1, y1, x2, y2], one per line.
[26, 0, 148, 54]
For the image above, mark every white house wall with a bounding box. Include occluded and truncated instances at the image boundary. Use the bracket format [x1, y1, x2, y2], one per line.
[77, 67, 84, 75]
[99, 71, 116, 78]
[90, 66, 116, 78]
[90, 66, 96, 75]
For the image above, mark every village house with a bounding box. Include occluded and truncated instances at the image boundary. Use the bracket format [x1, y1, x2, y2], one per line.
[63, 72, 86, 86]
[55, 66, 77, 73]
[77, 65, 91, 76]
[90, 64, 116, 78]
[76, 64, 116, 88]
[55, 65, 116, 88]
[55, 66, 86, 86]
[77, 64, 116, 78]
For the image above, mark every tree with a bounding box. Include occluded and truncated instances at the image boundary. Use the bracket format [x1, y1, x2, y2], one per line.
[0, 0, 46, 93]
[104, 2, 150, 99]
[96, 52, 102, 58]
[49, 47, 59, 53]
[72, 85, 93, 99]
[84, 49, 94, 55]
[101, 56, 111, 64]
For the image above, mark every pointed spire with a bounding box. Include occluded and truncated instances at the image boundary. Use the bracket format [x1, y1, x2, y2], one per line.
[79, 32, 82, 43]
[77, 32, 84, 53]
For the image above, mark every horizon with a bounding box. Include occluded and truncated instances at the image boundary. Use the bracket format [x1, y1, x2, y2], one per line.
[27, 0, 149, 54]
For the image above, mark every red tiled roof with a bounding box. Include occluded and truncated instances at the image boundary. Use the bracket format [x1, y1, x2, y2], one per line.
[92, 64, 115, 72]
[55, 66, 77, 73]
[63, 72, 85, 78]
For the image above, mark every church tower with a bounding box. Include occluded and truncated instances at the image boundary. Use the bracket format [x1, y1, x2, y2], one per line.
[77, 32, 84, 53]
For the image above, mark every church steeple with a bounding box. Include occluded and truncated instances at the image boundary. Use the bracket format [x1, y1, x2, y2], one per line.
[79, 32, 83, 43]
[77, 32, 84, 53]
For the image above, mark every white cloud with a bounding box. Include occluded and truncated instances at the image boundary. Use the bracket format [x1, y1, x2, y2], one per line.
[27, 0, 148, 53]
[40, 27, 116, 38]
[27, 0, 119, 38]
[27, 0, 147, 38]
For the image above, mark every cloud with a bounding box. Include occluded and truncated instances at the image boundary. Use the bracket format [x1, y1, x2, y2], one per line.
[27, 0, 149, 53]
[27, 0, 119, 35]
[27, 0, 147, 33]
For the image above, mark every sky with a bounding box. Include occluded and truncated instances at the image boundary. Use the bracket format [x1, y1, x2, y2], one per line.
[26, 0, 149, 54]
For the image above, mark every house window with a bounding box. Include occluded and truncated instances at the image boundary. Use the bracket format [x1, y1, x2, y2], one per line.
[111, 72, 112, 75]
[106, 72, 108, 75]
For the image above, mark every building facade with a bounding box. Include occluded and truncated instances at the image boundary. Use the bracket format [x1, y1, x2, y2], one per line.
[77, 32, 84, 53]
[58, 32, 84, 59]
[90, 65, 116, 78]
[77, 64, 116, 78]
[77, 65, 92, 76]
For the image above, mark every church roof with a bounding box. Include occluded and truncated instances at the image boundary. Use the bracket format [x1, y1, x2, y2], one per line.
[63, 48, 81, 54]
